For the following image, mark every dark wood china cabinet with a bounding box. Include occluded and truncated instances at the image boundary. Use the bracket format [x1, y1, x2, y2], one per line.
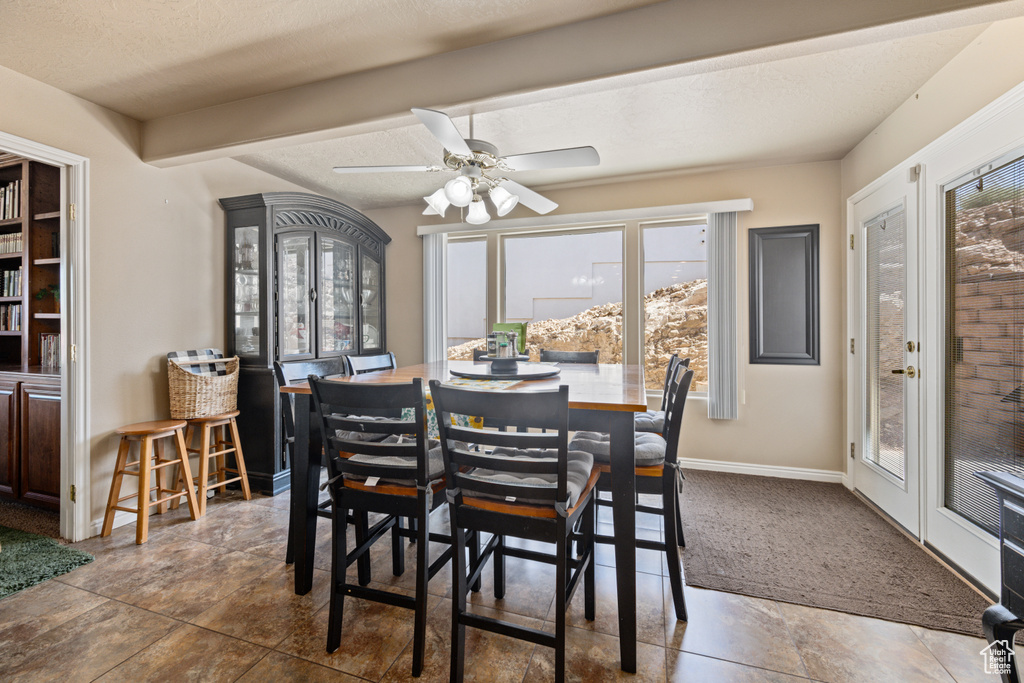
[219, 192, 390, 494]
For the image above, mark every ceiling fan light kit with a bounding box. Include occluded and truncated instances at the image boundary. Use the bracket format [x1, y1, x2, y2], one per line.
[489, 184, 518, 216]
[423, 188, 450, 216]
[444, 176, 474, 207]
[465, 196, 490, 225]
[334, 107, 601, 222]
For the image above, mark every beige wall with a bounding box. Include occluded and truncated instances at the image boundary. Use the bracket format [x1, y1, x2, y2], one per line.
[0, 65, 309, 531]
[375, 160, 845, 474]
[843, 17, 1024, 199]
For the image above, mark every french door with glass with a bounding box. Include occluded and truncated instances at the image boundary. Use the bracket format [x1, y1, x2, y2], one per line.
[852, 174, 921, 536]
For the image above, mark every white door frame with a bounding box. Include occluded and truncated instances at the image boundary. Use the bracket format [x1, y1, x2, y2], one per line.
[846, 80, 1024, 595]
[0, 130, 89, 542]
[847, 167, 924, 537]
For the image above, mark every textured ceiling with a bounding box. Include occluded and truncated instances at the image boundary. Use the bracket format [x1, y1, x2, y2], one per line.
[0, 0, 662, 120]
[237, 24, 985, 211]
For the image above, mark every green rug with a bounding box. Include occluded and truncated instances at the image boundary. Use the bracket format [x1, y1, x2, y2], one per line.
[0, 525, 93, 599]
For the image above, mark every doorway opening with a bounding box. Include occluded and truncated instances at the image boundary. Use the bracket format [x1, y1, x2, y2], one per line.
[0, 130, 89, 542]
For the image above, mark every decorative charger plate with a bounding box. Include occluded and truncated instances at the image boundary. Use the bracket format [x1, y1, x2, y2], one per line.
[450, 362, 560, 380]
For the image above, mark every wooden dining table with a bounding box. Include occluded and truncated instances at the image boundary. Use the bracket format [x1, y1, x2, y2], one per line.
[281, 359, 647, 673]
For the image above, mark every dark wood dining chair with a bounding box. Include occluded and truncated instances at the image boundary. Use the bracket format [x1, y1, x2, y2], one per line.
[570, 364, 694, 620]
[471, 348, 488, 360]
[274, 359, 346, 564]
[309, 375, 461, 676]
[634, 355, 690, 545]
[430, 380, 598, 683]
[539, 348, 600, 364]
[344, 352, 397, 375]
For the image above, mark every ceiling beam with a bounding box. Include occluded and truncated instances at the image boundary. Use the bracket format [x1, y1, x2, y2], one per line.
[142, 0, 1020, 167]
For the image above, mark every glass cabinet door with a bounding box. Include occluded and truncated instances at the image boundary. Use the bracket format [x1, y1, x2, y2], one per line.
[319, 236, 356, 355]
[232, 225, 260, 357]
[361, 252, 382, 351]
[278, 232, 313, 358]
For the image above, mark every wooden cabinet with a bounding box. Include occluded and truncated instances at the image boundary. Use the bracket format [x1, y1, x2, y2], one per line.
[0, 379, 18, 498]
[0, 373, 60, 509]
[19, 381, 61, 508]
[218, 193, 390, 494]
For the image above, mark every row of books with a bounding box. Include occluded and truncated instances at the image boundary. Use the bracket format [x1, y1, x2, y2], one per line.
[0, 304, 21, 331]
[40, 333, 59, 368]
[0, 269, 21, 297]
[0, 232, 22, 255]
[0, 180, 19, 220]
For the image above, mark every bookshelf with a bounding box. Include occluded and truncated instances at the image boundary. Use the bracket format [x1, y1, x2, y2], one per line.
[0, 154, 60, 369]
[0, 154, 61, 511]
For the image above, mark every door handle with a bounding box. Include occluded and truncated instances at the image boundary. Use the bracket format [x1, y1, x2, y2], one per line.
[310, 287, 317, 302]
[891, 366, 916, 378]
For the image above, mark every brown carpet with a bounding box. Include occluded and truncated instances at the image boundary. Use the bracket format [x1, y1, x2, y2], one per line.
[679, 469, 992, 636]
[0, 499, 65, 543]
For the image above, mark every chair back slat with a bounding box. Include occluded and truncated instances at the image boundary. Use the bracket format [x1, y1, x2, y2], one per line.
[324, 414, 413, 436]
[328, 436, 421, 460]
[444, 426, 560, 451]
[429, 385, 565, 432]
[538, 349, 599, 364]
[344, 352, 398, 375]
[451, 447, 560, 475]
[430, 380, 571, 508]
[309, 376, 430, 486]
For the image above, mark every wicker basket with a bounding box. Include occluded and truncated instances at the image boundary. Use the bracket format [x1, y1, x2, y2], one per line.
[168, 356, 239, 419]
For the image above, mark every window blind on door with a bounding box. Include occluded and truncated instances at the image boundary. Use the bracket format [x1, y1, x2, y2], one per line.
[865, 205, 906, 481]
[944, 153, 1024, 536]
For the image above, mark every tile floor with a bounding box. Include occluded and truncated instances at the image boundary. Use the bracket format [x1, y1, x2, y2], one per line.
[0, 489, 1008, 682]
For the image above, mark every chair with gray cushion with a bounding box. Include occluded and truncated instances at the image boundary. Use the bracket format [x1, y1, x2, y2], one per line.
[570, 364, 694, 620]
[430, 380, 598, 683]
[309, 375, 468, 676]
[344, 352, 397, 375]
[632, 355, 690, 545]
[538, 348, 599, 364]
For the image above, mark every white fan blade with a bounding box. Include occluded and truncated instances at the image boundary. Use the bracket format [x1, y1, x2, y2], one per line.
[501, 180, 558, 215]
[411, 108, 472, 156]
[333, 165, 438, 174]
[501, 146, 599, 171]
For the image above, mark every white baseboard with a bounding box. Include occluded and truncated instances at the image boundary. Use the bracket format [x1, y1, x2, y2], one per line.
[89, 510, 133, 537]
[679, 457, 845, 483]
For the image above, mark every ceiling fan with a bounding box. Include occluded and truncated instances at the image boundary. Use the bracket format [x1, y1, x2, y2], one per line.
[332, 108, 600, 223]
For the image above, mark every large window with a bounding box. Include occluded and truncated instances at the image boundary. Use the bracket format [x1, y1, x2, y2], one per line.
[504, 229, 623, 362]
[441, 217, 712, 396]
[944, 152, 1024, 535]
[643, 221, 707, 391]
[445, 238, 486, 358]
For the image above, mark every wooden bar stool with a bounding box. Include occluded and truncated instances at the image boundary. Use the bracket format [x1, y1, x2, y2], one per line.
[174, 410, 251, 516]
[101, 419, 200, 544]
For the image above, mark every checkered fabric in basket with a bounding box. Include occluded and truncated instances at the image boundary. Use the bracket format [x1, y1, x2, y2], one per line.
[166, 348, 228, 376]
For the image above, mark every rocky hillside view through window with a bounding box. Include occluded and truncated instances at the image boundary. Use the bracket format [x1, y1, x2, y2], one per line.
[448, 279, 709, 391]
